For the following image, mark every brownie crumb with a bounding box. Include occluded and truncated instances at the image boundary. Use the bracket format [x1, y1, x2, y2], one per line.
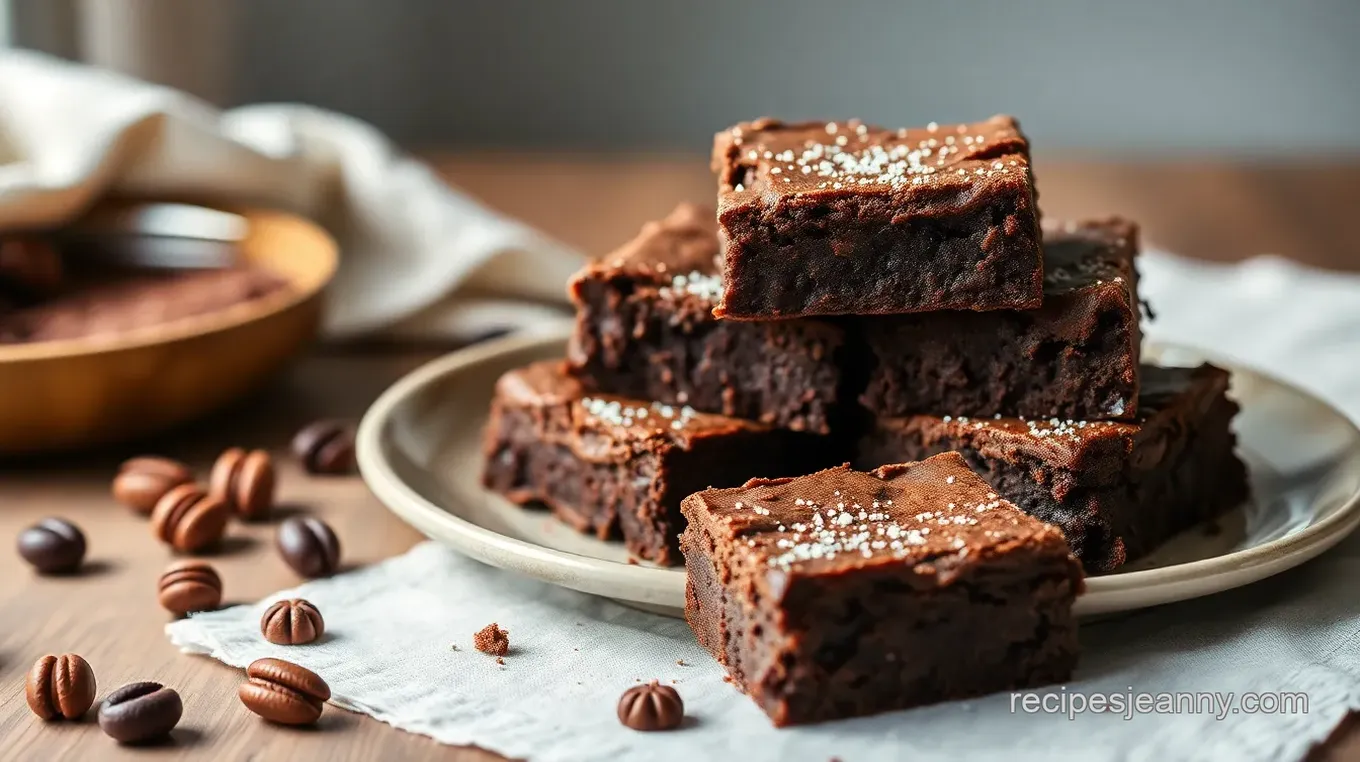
[676, 659, 688, 666]
[474, 623, 510, 656]
[496, 657, 506, 665]
[626, 558, 639, 566]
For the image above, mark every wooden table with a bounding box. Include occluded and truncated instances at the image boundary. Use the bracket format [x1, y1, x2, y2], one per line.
[1, 156, 1357, 760]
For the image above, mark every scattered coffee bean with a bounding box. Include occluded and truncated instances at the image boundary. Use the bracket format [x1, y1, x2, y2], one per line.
[17, 518, 86, 574]
[238, 657, 330, 725]
[276, 516, 340, 577]
[25, 653, 96, 720]
[617, 681, 684, 731]
[98, 682, 182, 744]
[260, 599, 325, 645]
[157, 560, 223, 615]
[473, 623, 509, 656]
[292, 420, 357, 475]
[112, 457, 193, 515]
[210, 447, 276, 520]
[150, 484, 229, 553]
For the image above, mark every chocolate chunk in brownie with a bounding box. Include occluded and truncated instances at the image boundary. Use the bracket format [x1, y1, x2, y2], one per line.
[567, 204, 844, 433]
[712, 116, 1043, 319]
[482, 360, 831, 565]
[860, 218, 1142, 420]
[857, 364, 1249, 572]
[680, 453, 1083, 726]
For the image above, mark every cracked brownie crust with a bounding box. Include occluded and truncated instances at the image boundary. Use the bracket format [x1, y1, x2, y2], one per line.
[680, 454, 1083, 725]
[860, 218, 1143, 420]
[567, 204, 844, 433]
[857, 364, 1250, 572]
[482, 360, 831, 565]
[712, 116, 1043, 319]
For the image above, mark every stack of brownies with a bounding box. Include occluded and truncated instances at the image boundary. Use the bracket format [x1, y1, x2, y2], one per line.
[482, 115, 1250, 725]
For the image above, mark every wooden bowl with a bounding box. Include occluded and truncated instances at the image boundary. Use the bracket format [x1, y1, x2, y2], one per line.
[0, 208, 337, 454]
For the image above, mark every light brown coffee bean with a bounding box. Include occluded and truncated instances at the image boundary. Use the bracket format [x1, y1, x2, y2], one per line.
[150, 484, 229, 553]
[157, 560, 223, 615]
[112, 457, 193, 515]
[238, 658, 330, 725]
[26, 653, 96, 720]
[618, 681, 684, 731]
[260, 599, 325, 645]
[210, 448, 275, 520]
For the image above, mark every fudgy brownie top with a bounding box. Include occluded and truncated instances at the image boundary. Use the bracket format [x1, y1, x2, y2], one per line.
[1042, 218, 1138, 295]
[496, 360, 770, 448]
[889, 364, 1231, 481]
[713, 115, 1029, 199]
[684, 453, 1069, 576]
[567, 204, 721, 306]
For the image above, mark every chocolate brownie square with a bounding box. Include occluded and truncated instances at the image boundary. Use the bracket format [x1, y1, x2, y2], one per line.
[860, 218, 1142, 420]
[567, 204, 844, 433]
[712, 116, 1043, 319]
[857, 364, 1249, 572]
[680, 453, 1083, 726]
[482, 360, 829, 565]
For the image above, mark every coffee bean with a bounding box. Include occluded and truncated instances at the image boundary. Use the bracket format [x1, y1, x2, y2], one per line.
[210, 447, 275, 520]
[617, 681, 684, 731]
[238, 657, 330, 725]
[98, 682, 182, 744]
[17, 518, 86, 574]
[150, 484, 229, 553]
[157, 560, 223, 615]
[261, 599, 325, 645]
[112, 457, 193, 515]
[25, 653, 96, 720]
[276, 517, 340, 578]
[292, 420, 357, 475]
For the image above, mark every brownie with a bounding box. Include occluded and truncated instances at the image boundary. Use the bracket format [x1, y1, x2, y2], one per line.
[482, 360, 829, 565]
[567, 204, 844, 433]
[711, 115, 1043, 319]
[859, 218, 1142, 420]
[680, 453, 1083, 726]
[857, 364, 1249, 572]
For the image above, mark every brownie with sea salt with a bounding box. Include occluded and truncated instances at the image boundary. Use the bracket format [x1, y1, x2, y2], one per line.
[857, 364, 1249, 572]
[482, 360, 829, 565]
[680, 453, 1083, 725]
[712, 116, 1043, 319]
[859, 218, 1142, 420]
[567, 203, 844, 433]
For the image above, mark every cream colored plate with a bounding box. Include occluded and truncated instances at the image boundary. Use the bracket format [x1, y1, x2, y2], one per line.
[357, 323, 1360, 618]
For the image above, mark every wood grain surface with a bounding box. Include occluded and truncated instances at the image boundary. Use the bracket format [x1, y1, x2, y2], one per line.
[1, 156, 1358, 761]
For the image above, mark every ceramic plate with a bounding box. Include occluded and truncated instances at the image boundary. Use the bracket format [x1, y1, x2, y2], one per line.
[357, 323, 1360, 618]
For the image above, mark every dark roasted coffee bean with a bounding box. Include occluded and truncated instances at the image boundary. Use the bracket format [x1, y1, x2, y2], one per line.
[157, 560, 223, 615]
[292, 420, 357, 475]
[276, 517, 340, 578]
[238, 657, 330, 725]
[150, 484, 228, 553]
[26, 653, 96, 720]
[210, 447, 276, 519]
[17, 518, 86, 574]
[112, 456, 193, 515]
[98, 682, 182, 744]
[618, 681, 684, 731]
[261, 599, 325, 645]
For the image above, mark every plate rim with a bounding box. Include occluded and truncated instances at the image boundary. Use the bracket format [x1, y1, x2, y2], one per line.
[357, 323, 1360, 616]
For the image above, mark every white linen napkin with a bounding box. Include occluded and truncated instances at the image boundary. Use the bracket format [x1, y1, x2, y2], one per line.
[168, 251, 1360, 762]
[0, 49, 584, 341]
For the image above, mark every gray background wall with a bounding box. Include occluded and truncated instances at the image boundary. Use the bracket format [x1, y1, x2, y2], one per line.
[15, 0, 1360, 153]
